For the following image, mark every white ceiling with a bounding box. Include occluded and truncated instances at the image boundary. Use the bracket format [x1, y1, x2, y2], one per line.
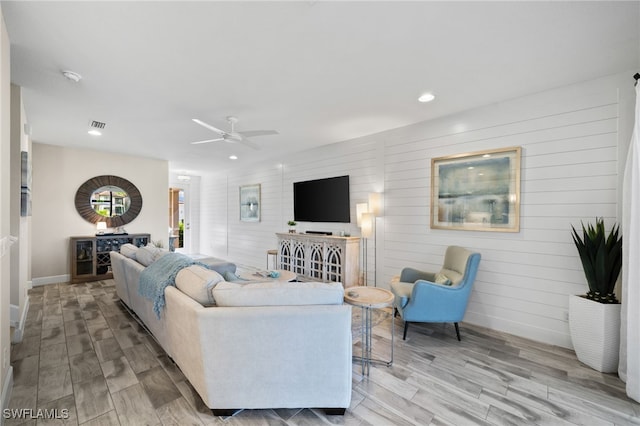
[2, 1, 639, 175]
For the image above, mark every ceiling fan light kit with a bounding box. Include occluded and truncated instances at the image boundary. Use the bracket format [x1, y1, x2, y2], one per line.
[62, 70, 82, 83]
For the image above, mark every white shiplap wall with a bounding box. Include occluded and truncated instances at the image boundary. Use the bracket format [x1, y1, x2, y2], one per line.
[197, 72, 635, 348]
[381, 73, 632, 348]
[200, 138, 382, 283]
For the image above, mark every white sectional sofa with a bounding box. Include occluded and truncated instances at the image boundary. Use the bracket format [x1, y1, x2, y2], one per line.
[110, 246, 353, 416]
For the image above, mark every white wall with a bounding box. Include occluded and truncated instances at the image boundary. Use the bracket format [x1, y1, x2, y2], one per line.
[9, 83, 30, 342]
[0, 4, 12, 409]
[199, 72, 636, 348]
[200, 137, 382, 274]
[382, 73, 634, 348]
[31, 143, 169, 283]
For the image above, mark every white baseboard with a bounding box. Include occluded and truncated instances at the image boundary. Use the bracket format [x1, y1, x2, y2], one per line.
[9, 305, 18, 329]
[31, 274, 70, 287]
[465, 311, 572, 349]
[1, 366, 13, 425]
[10, 297, 29, 344]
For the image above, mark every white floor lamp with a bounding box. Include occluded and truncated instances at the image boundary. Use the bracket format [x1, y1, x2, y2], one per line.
[367, 193, 382, 287]
[361, 212, 374, 286]
[356, 202, 368, 285]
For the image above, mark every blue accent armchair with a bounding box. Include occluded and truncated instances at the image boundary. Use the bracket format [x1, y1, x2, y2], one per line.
[390, 246, 481, 341]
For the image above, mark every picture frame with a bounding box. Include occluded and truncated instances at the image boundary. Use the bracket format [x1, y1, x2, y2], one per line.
[239, 184, 261, 222]
[431, 146, 521, 232]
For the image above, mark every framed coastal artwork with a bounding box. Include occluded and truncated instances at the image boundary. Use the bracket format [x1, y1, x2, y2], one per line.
[239, 184, 261, 222]
[430, 146, 521, 232]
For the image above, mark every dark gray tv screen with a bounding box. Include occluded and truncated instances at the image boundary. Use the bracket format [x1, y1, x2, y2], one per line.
[293, 175, 350, 223]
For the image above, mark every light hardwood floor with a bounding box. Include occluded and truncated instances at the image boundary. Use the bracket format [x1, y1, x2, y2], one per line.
[7, 280, 640, 425]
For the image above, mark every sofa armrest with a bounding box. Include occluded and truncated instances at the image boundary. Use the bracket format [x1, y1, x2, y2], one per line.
[164, 286, 352, 410]
[110, 251, 130, 306]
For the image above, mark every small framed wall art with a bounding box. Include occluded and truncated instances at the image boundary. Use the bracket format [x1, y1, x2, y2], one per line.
[431, 146, 521, 232]
[240, 183, 261, 222]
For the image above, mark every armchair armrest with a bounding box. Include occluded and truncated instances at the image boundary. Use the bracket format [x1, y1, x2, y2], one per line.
[400, 267, 436, 283]
[402, 279, 472, 323]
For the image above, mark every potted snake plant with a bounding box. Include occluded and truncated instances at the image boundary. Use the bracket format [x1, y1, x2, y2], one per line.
[569, 217, 622, 372]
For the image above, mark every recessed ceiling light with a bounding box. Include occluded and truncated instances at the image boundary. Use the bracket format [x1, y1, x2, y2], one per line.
[229, 155, 238, 160]
[88, 129, 102, 136]
[62, 70, 82, 83]
[418, 92, 435, 103]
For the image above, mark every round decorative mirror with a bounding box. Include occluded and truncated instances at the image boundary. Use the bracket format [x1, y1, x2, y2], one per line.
[75, 175, 143, 227]
[91, 185, 131, 217]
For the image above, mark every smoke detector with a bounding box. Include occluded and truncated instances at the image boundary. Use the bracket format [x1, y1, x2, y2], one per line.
[62, 70, 82, 83]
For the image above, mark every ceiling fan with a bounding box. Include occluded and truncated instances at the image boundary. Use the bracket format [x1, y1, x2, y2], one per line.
[190, 116, 278, 150]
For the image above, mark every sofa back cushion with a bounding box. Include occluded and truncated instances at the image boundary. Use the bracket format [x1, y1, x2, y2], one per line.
[175, 265, 224, 306]
[212, 281, 344, 307]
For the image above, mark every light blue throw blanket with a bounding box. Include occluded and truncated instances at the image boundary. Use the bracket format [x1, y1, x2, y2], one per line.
[139, 252, 200, 318]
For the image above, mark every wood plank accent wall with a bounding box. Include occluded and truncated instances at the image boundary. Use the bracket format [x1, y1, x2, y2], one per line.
[382, 80, 628, 348]
[198, 73, 635, 348]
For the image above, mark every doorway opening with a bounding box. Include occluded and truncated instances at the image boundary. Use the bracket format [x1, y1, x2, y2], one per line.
[169, 187, 185, 252]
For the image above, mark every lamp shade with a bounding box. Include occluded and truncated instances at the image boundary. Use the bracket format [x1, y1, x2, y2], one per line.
[368, 192, 382, 216]
[361, 212, 374, 238]
[356, 202, 368, 227]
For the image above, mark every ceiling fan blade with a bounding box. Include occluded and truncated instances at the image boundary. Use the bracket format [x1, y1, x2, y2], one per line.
[237, 137, 260, 150]
[192, 118, 227, 136]
[237, 130, 279, 137]
[190, 138, 225, 145]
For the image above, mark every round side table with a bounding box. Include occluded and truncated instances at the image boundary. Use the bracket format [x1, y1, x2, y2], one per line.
[344, 286, 394, 376]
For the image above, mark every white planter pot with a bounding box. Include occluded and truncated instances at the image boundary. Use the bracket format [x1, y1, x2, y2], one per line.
[569, 294, 621, 373]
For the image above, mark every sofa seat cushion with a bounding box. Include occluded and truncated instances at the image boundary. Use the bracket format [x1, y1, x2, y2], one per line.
[212, 281, 344, 307]
[175, 265, 225, 306]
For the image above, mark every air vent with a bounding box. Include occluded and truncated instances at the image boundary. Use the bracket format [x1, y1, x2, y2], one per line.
[89, 120, 106, 129]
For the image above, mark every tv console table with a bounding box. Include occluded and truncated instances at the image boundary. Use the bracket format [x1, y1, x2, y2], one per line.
[276, 233, 360, 287]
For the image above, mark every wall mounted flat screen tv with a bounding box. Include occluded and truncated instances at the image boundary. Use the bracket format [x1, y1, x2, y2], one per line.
[293, 175, 350, 223]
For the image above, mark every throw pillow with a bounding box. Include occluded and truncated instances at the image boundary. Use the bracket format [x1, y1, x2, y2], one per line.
[119, 244, 138, 260]
[212, 281, 344, 307]
[175, 265, 224, 306]
[136, 244, 161, 267]
[434, 273, 452, 286]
